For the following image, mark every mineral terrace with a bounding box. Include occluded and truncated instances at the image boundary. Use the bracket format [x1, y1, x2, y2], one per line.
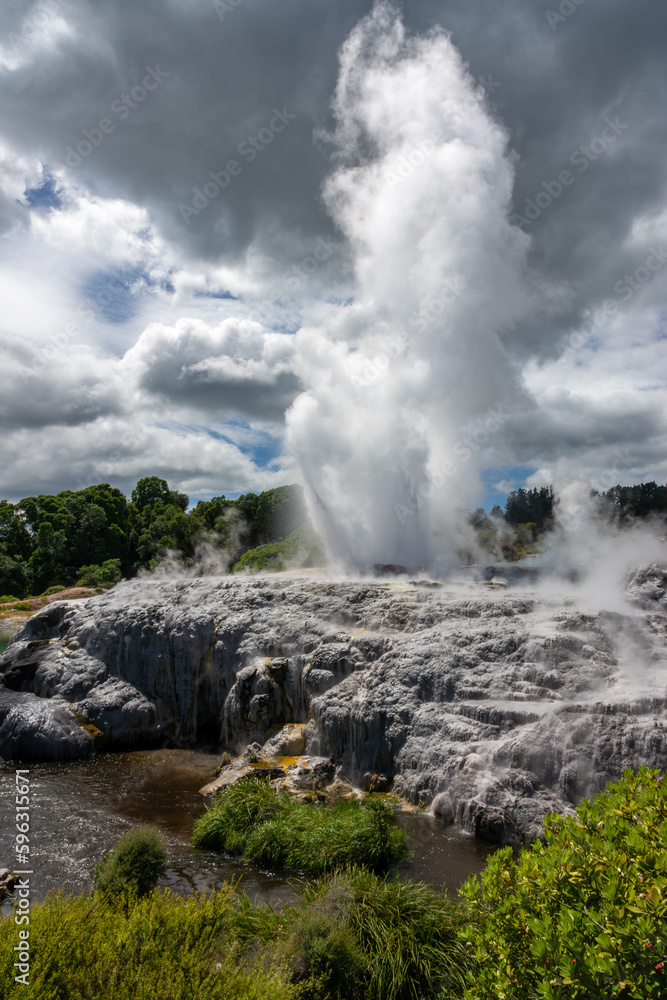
[1, 567, 666, 842]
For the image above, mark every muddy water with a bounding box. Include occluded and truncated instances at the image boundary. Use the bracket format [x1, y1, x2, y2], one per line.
[0, 749, 497, 915]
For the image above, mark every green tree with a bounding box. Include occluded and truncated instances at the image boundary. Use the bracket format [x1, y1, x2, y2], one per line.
[27, 522, 68, 594]
[131, 476, 188, 513]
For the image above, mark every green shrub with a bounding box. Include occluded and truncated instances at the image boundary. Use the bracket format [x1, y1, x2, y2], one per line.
[11, 601, 31, 611]
[0, 887, 300, 1000]
[93, 826, 169, 901]
[234, 869, 468, 1000]
[193, 776, 285, 854]
[231, 524, 325, 574]
[461, 766, 667, 999]
[281, 908, 366, 999]
[192, 777, 408, 874]
[0, 595, 18, 603]
[76, 557, 123, 589]
[39, 585, 68, 597]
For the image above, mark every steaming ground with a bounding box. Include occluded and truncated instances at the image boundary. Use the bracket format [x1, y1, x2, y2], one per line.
[1, 564, 666, 842]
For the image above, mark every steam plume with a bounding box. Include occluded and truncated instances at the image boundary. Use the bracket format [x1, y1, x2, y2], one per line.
[286, 2, 532, 571]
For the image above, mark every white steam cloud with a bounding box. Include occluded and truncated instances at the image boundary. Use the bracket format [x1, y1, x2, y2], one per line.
[286, 2, 533, 571]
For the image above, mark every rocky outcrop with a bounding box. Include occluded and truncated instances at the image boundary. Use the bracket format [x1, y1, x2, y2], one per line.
[199, 736, 340, 802]
[1, 570, 666, 842]
[0, 869, 16, 901]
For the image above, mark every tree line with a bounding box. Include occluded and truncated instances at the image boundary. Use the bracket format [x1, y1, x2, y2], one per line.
[474, 481, 667, 532]
[0, 478, 309, 598]
[2, 477, 665, 597]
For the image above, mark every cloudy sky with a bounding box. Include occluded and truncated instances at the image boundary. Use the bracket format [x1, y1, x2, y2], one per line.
[0, 0, 665, 512]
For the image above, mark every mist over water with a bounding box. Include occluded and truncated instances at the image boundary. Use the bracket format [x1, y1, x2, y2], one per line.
[286, 2, 533, 572]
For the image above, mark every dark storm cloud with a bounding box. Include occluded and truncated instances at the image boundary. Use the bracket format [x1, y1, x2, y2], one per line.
[0, 0, 367, 280]
[0, 0, 665, 498]
[406, 0, 667, 357]
[2, 0, 664, 336]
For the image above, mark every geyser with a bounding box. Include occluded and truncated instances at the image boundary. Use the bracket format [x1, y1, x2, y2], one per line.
[286, 2, 533, 571]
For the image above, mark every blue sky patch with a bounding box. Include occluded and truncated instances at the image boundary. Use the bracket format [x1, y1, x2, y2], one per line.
[23, 172, 62, 211]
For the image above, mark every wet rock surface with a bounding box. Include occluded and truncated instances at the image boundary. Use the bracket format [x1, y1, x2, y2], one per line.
[1, 570, 666, 842]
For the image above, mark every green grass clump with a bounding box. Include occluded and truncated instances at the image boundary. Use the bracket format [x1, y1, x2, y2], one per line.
[461, 766, 667, 999]
[193, 775, 285, 854]
[228, 868, 467, 1000]
[192, 777, 408, 874]
[0, 887, 300, 1000]
[93, 826, 169, 901]
[10, 601, 31, 611]
[0, 869, 465, 1000]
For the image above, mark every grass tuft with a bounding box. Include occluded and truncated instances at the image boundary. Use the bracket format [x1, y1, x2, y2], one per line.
[192, 776, 408, 874]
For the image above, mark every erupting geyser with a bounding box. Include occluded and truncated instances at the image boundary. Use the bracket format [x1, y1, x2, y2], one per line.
[286, 2, 533, 572]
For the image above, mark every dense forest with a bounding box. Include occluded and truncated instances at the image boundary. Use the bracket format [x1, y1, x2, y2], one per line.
[1, 478, 665, 599]
[0, 478, 321, 599]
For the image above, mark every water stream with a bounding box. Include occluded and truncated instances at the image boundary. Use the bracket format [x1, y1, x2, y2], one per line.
[0, 748, 497, 915]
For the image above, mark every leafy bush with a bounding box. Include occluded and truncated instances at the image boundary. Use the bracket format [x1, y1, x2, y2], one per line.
[93, 826, 168, 901]
[192, 777, 408, 874]
[461, 766, 667, 999]
[39, 585, 68, 597]
[0, 594, 18, 603]
[77, 557, 123, 589]
[11, 601, 31, 611]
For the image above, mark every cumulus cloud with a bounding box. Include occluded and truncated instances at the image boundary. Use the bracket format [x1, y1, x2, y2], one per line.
[124, 316, 301, 420]
[0, 0, 665, 509]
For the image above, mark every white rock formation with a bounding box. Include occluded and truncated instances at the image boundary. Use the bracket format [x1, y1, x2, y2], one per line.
[1, 570, 666, 842]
